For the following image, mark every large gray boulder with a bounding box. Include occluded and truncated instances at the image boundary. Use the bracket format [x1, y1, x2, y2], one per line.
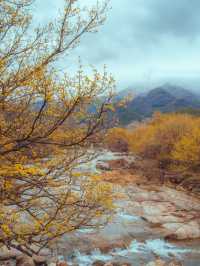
[163, 220, 200, 239]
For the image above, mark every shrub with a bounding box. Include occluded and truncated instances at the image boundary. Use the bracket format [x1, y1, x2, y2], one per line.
[105, 127, 130, 152]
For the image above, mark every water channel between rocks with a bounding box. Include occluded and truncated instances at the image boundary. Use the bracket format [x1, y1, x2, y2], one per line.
[56, 151, 200, 266]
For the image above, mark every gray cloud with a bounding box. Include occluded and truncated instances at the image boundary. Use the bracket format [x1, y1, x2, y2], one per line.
[141, 0, 200, 38]
[34, 0, 200, 92]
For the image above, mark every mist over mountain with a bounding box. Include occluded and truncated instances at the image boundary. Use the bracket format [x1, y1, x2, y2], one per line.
[116, 84, 200, 125]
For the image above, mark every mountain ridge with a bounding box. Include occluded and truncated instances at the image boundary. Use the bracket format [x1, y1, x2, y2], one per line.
[116, 84, 200, 125]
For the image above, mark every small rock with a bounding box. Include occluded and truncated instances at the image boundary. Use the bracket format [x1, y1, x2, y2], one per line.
[142, 202, 175, 216]
[16, 255, 35, 266]
[168, 261, 183, 266]
[96, 162, 111, 171]
[33, 255, 47, 266]
[56, 262, 68, 266]
[163, 220, 200, 239]
[176, 221, 200, 239]
[146, 259, 166, 266]
[92, 261, 105, 266]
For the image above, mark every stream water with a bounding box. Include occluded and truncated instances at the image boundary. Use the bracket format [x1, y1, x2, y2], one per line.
[57, 151, 200, 266]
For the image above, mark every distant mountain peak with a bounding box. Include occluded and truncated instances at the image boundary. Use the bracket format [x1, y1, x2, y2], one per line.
[115, 84, 200, 125]
[157, 83, 195, 99]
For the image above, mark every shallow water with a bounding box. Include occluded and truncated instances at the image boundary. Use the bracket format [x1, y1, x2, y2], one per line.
[67, 238, 200, 266]
[58, 210, 200, 265]
[58, 151, 200, 266]
[63, 209, 200, 265]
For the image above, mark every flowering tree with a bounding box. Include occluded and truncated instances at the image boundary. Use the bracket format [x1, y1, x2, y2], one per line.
[0, 0, 115, 258]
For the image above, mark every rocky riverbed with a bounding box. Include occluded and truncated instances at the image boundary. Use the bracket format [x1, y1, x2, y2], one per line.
[127, 185, 200, 240]
[2, 151, 199, 266]
[52, 151, 200, 266]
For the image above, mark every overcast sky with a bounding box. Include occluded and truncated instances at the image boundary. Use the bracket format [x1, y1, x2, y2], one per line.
[34, 0, 200, 93]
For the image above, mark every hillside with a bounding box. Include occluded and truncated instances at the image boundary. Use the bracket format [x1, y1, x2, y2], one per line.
[116, 84, 200, 125]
